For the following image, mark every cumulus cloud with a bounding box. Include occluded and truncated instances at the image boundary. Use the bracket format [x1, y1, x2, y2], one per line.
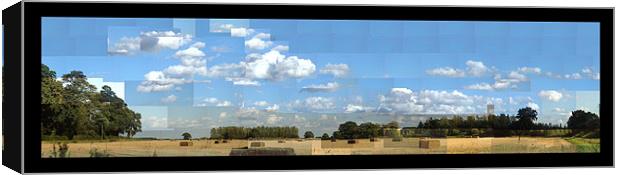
[230, 27, 255, 37]
[212, 24, 235, 33]
[300, 82, 340, 93]
[465, 72, 527, 91]
[426, 60, 489, 78]
[108, 37, 141, 55]
[227, 77, 261, 86]
[254, 101, 269, 107]
[538, 90, 563, 102]
[142, 116, 168, 130]
[291, 97, 335, 112]
[426, 67, 466, 77]
[235, 107, 260, 120]
[271, 45, 289, 52]
[265, 104, 280, 112]
[517, 67, 542, 74]
[319, 63, 350, 77]
[266, 114, 283, 125]
[344, 104, 372, 113]
[377, 88, 480, 115]
[138, 42, 208, 92]
[196, 97, 233, 107]
[207, 50, 316, 86]
[160, 94, 177, 104]
[245, 33, 273, 50]
[109, 31, 192, 55]
[527, 102, 540, 111]
[465, 60, 490, 77]
[137, 71, 190, 93]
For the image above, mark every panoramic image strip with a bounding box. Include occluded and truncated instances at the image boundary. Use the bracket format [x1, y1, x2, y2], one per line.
[41, 18, 600, 157]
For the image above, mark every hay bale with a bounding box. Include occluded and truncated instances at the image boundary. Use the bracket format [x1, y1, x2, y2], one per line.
[230, 148, 295, 156]
[222, 140, 229, 143]
[179, 141, 193, 146]
[331, 139, 337, 142]
[214, 141, 220, 144]
[297, 139, 304, 142]
[370, 138, 378, 142]
[419, 139, 440, 149]
[347, 140, 357, 144]
[392, 137, 402, 142]
[278, 140, 286, 143]
[250, 142, 265, 148]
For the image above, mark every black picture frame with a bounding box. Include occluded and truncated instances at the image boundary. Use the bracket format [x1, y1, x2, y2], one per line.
[2, 1, 613, 173]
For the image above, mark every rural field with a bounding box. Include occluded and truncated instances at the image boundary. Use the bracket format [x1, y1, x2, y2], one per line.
[41, 137, 598, 158]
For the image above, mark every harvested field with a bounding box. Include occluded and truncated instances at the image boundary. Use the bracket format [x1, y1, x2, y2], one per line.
[41, 137, 595, 157]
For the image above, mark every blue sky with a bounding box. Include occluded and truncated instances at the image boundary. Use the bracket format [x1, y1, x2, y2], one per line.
[42, 17, 600, 138]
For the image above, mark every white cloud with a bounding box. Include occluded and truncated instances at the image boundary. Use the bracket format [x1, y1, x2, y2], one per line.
[378, 88, 480, 115]
[319, 63, 350, 77]
[517, 67, 542, 74]
[425, 67, 465, 77]
[426, 60, 488, 78]
[212, 24, 235, 33]
[271, 45, 289, 52]
[266, 114, 283, 125]
[254, 101, 269, 107]
[138, 42, 208, 92]
[108, 37, 141, 55]
[465, 60, 489, 77]
[196, 97, 233, 107]
[216, 101, 232, 107]
[300, 82, 340, 93]
[142, 116, 168, 130]
[137, 71, 189, 93]
[291, 97, 335, 112]
[527, 102, 540, 111]
[593, 73, 600, 80]
[139, 31, 192, 51]
[464, 83, 493, 91]
[236, 107, 260, 120]
[160, 94, 177, 104]
[564, 73, 582, 80]
[219, 112, 228, 119]
[344, 104, 372, 113]
[253, 33, 271, 39]
[265, 104, 280, 112]
[230, 27, 255, 37]
[208, 50, 316, 86]
[507, 71, 528, 82]
[227, 77, 261, 86]
[538, 90, 563, 102]
[465, 71, 528, 91]
[245, 37, 272, 50]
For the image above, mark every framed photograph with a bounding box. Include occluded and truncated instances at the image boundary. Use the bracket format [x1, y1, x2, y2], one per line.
[2, 1, 613, 173]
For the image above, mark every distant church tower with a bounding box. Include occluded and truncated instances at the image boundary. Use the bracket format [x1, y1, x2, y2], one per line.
[487, 104, 495, 116]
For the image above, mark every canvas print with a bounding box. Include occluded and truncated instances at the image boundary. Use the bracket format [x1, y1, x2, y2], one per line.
[41, 18, 601, 157]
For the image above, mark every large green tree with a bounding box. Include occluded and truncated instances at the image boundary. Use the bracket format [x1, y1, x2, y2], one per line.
[512, 107, 538, 141]
[567, 110, 599, 130]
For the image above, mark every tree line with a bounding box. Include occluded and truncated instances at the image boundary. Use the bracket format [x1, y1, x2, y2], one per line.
[41, 64, 142, 140]
[210, 126, 299, 139]
[327, 107, 600, 139]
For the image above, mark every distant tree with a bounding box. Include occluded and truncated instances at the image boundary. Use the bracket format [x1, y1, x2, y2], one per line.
[385, 121, 400, 129]
[358, 122, 381, 138]
[567, 110, 600, 130]
[304, 131, 315, 138]
[337, 121, 359, 139]
[513, 107, 538, 141]
[321, 133, 330, 140]
[182, 132, 192, 140]
[417, 121, 424, 128]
